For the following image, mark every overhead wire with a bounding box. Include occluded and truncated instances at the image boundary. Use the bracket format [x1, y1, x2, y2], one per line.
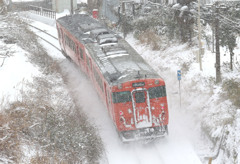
[218, 13, 240, 26]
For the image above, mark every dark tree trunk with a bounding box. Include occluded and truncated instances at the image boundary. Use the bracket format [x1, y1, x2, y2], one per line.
[215, 7, 221, 83]
[230, 48, 233, 71]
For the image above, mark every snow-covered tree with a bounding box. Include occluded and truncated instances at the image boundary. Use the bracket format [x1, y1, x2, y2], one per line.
[219, 6, 240, 71]
[0, 0, 11, 14]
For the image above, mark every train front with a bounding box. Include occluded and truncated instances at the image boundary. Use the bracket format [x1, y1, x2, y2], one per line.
[111, 78, 169, 142]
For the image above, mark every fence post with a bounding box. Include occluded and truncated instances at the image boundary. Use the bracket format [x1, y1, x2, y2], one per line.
[208, 157, 212, 164]
[27, 5, 56, 19]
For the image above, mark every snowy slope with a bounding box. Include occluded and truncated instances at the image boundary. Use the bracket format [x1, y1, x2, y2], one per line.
[0, 40, 40, 108]
[126, 28, 240, 163]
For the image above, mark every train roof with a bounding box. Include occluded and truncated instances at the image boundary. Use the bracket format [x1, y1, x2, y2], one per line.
[57, 14, 162, 85]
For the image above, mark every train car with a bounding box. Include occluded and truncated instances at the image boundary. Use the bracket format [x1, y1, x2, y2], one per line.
[56, 14, 169, 142]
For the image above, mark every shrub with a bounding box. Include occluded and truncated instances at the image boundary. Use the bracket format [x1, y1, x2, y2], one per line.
[222, 79, 240, 107]
[0, 14, 104, 163]
[138, 29, 161, 50]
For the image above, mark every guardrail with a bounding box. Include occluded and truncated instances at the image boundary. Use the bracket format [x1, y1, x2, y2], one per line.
[205, 126, 226, 164]
[27, 5, 56, 19]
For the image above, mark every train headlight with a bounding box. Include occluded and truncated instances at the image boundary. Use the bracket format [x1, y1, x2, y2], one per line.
[119, 111, 124, 116]
[161, 103, 164, 110]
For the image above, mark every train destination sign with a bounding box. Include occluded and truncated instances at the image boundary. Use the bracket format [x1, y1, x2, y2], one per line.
[132, 82, 145, 87]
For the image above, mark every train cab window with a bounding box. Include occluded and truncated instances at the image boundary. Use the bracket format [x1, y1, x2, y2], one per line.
[112, 91, 131, 103]
[134, 91, 145, 103]
[148, 86, 166, 99]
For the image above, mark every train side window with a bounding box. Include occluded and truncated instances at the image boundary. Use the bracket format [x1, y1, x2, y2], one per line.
[112, 91, 131, 103]
[70, 40, 75, 52]
[74, 44, 77, 54]
[57, 27, 61, 39]
[60, 29, 63, 38]
[148, 86, 166, 99]
[93, 68, 104, 92]
[64, 34, 67, 45]
[65, 35, 72, 50]
[86, 55, 89, 66]
[64, 34, 77, 54]
[107, 91, 111, 105]
[89, 58, 92, 69]
[86, 56, 92, 69]
[79, 47, 84, 59]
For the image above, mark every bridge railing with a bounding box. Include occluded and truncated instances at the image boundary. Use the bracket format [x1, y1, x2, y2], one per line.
[27, 5, 56, 19]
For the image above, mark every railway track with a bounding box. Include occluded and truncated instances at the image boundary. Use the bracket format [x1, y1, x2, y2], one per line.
[22, 15, 204, 164]
[133, 143, 166, 164]
[27, 23, 61, 52]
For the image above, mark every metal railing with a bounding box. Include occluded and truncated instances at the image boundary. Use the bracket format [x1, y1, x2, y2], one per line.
[205, 126, 226, 164]
[28, 5, 56, 19]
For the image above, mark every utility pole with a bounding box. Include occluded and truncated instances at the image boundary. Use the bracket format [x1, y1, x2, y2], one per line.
[71, 0, 73, 15]
[212, 5, 215, 53]
[197, 0, 203, 71]
[215, 3, 221, 83]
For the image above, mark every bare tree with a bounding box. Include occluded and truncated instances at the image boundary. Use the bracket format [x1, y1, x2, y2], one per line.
[0, 0, 11, 14]
[0, 50, 10, 67]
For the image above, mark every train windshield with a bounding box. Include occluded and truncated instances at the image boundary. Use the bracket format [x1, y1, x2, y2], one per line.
[112, 91, 132, 103]
[134, 91, 146, 103]
[148, 86, 166, 99]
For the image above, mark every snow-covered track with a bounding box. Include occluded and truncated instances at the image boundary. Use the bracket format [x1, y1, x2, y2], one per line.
[132, 143, 166, 164]
[28, 24, 58, 40]
[28, 23, 61, 52]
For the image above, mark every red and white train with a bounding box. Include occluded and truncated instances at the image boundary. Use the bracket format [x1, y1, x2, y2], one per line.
[56, 14, 169, 142]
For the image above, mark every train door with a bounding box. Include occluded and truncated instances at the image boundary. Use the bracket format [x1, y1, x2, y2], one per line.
[131, 89, 152, 129]
[104, 83, 109, 110]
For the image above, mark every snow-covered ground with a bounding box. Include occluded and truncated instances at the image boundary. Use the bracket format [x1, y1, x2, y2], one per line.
[126, 26, 240, 163]
[1, 6, 240, 164]
[20, 11, 203, 163]
[60, 58, 202, 164]
[12, 0, 87, 3]
[0, 37, 40, 107]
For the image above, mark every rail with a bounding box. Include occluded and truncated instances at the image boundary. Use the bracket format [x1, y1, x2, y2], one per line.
[27, 24, 61, 52]
[28, 24, 58, 40]
[27, 5, 56, 19]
